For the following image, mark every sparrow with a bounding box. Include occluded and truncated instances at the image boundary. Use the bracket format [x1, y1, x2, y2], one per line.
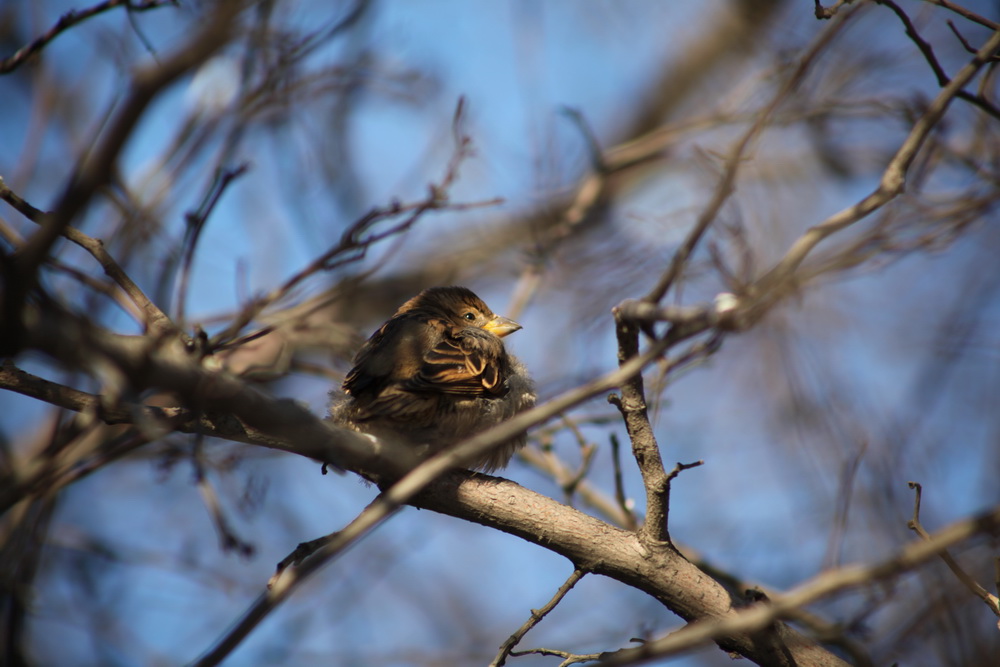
[329, 286, 535, 473]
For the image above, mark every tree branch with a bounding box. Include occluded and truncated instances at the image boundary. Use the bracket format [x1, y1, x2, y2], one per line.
[596, 501, 1000, 664]
[0, 0, 177, 75]
[758, 23, 1000, 291]
[6, 1, 242, 355]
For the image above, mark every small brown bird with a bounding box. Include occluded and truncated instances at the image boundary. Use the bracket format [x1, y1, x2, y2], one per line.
[330, 286, 535, 472]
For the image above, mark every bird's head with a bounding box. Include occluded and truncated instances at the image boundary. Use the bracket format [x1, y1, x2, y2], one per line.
[400, 286, 522, 338]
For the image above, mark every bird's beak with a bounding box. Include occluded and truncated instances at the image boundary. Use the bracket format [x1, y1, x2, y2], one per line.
[483, 315, 522, 338]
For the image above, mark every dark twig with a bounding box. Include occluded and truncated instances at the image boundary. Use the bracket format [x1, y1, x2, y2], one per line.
[561, 107, 607, 174]
[946, 20, 983, 57]
[269, 532, 341, 588]
[176, 163, 250, 327]
[192, 435, 256, 558]
[209, 190, 502, 350]
[6, 2, 239, 355]
[608, 434, 638, 531]
[663, 460, 704, 538]
[666, 461, 704, 482]
[879, 0, 1000, 119]
[0, 0, 176, 75]
[906, 482, 1000, 619]
[0, 177, 177, 336]
[207, 98, 496, 350]
[758, 24, 1000, 293]
[491, 569, 587, 666]
[644, 8, 856, 304]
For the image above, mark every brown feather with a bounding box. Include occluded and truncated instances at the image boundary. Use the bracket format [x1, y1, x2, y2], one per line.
[329, 286, 535, 472]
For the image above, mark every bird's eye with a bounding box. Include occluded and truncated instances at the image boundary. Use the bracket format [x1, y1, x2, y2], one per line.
[463, 312, 476, 321]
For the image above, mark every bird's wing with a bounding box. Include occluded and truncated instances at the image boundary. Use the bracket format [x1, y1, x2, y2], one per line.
[407, 328, 509, 397]
[343, 317, 422, 398]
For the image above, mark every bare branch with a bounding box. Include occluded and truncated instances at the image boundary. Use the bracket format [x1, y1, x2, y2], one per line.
[207, 103, 498, 350]
[609, 313, 670, 545]
[907, 482, 1000, 619]
[924, 0, 1000, 31]
[596, 502, 1000, 664]
[194, 492, 404, 667]
[0, 177, 177, 335]
[176, 163, 250, 327]
[644, 6, 858, 304]
[880, 0, 1000, 119]
[193, 436, 256, 558]
[13, 2, 241, 282]
[0, 0, 177, 75]
[759, 24, 1000, 291]
[3, 2, 242, 359]
[491, 568, 587, 667]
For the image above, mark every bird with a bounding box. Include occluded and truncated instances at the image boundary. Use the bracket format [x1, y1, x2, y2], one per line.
[329, 286, 535, 473]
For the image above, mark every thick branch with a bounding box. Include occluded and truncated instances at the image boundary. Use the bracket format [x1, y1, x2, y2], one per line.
[7, 304, 392, 473]
[413, 472, 849, 667]
[598, 501, 1000, 664]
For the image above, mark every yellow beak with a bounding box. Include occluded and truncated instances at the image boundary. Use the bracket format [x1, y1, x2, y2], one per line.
[483, 315, 522, 338]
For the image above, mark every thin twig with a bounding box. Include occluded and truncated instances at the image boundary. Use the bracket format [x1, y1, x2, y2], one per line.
[0, 177, 177, 335]
[880, 0, 1000, 119]
[906, 481, 1000, 618]
[268, 531, 341, 589]
[644, 7, 858, 304]
[176, 163, 250, 327]
[608, 434, 637, 531]
[193, 435, 256, 558]
[925, 0, 1000, 31]
[758, 24, 1000, 292]
[491, 569, 587, 666]
[207, 98, 497, 349]
[0, 0, 176, 74]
